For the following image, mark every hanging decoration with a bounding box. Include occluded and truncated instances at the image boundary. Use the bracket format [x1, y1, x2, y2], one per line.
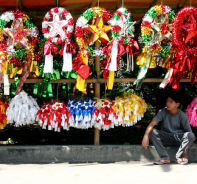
[37, 101, 71, 132]
[67, 97, 95, 129]
[72, 49, 90, 93]
[92, 98, 117, 130]
[106, 7, 139, 89]
[134, 5, 175, 87]
[0, 10, 41, 95]
[186, 97, 197, 127]
[161, 6, 197, 90]
[0, 98, 9, 130]
[42, 7, 76, 74]
[74, 7, 112, 92]
[6, 91, 40, 126]
[112, 93, 147, 127]
[91, 94, 147, 130]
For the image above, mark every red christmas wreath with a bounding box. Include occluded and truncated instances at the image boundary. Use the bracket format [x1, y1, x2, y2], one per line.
[167, 6, 197, 90]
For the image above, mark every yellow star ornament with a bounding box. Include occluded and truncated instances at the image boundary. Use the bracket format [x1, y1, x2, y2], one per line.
[86, 16, 111, 44]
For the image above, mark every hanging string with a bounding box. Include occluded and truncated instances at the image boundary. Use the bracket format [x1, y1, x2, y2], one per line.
[98, 0, 99, 7]
[161, 0, 163, 5]
[190, 0, 192, 6]
[122, 0, 124, 7]
[56, 0, 59, 7]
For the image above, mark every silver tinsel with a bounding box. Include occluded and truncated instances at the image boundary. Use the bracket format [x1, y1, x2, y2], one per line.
[58, 7, 64, 15]
[143, 14, 153, 22]
[165, 6, 171, 13]
[30, 27, 39, 37]
[138, 36, 143, 44]
[7, 45, 16, 57]
[42, 21, 48, 28]
[76, 16, 88, 28]
[67, 25, 73, 33]
[44, 33, 49, 39]
[66, 14, 73, 21]
[45, 12, 51, 20]
[93, 48, 103, 57]
[0, 11, 14, 22]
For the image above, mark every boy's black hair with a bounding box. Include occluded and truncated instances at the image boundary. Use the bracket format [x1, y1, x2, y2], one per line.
[167, 91, 182, 104]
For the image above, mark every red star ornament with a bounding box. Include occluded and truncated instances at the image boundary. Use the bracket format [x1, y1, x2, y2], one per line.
[3, 19, 32, 48]
[45, 13, 68, 38]
[85, 16, 111, 44]
[182, 15, 197, 44]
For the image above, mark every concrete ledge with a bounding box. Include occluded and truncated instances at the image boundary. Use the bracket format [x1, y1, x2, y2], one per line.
[0, 145, 196, 163]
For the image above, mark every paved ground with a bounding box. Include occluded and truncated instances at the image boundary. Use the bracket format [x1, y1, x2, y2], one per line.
[0, 162, 196, 184]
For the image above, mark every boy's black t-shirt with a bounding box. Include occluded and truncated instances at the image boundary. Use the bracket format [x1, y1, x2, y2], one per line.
[153, 108, 192, 133]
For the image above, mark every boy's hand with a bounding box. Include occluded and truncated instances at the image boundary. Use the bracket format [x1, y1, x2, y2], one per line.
[142, 135, 149, 149]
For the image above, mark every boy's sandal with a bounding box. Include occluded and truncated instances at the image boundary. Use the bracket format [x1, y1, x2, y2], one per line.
[154, 159, 170, 165]
[182, 158, 188, 165]
[175, 158, 188, 165]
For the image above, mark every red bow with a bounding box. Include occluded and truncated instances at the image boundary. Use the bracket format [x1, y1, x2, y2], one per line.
[126, 39, 139, 55]
[108, 41, 126, 55]
[59, 42, 76, 55]
[43, 41, 58, 56]
[170, 69, 180, 90]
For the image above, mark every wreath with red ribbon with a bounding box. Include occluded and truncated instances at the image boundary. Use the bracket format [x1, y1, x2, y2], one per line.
[173, 6, 197, 53]
[42, 7, 75, 74]
[73, 7, 112, 93]
[169, 6, 197, 89]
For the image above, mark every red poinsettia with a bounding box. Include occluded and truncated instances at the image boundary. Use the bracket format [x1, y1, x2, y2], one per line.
[10, 57, 21, 67]
[29, 37, 39, 47]
[0, 40, 7, 51]
[35, 53, 42, 64]
[13, 10, 24, 19]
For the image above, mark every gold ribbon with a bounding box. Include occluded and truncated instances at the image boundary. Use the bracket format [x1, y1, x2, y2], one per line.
[92, 7, 104, 16]
[0, 105, 5, 113]
[0, 28, 4, 40]
[149, 52, 157, 68]
[106, 71, 114, 90]
[136, 53, 146, 65]
[76, 50, 88, 92]
[30, 60, 40, 76]
[3, 62, 13, 75]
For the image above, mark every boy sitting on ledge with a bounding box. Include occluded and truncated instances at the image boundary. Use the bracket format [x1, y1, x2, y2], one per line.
[142, 93, 196, 165]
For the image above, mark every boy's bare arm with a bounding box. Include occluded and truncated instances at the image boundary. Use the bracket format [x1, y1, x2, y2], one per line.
[142, 120, 157, 149]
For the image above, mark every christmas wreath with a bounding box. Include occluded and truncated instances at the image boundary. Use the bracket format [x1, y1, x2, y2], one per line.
[163, 6, 197, 89]
[74, 7, 112, 92]
[135, 5, 175, 87]
[42, 7, 75, 74]
[0, 10, 41, 95]
[104, 7, 139, 89]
